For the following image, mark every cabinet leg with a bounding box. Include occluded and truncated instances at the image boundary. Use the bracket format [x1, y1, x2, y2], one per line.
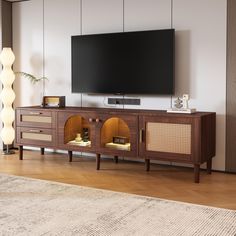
[96, 154, 101, 170]
[207, 159, 212, 174]
[194, 164, 200, 183]
[41, 148, 45, 155]
[68, 151, 73, 162]
[19, 146, 23, 160]
[114, 155, 118, 164]
[145, 159, 150, 172]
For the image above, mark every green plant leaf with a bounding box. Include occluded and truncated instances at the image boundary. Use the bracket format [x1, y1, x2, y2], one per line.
[15, 72, 48, 84]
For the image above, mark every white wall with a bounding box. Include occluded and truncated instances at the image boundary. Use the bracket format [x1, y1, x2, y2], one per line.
[44, 0, 81, 106]
[173, 0, 227, 170]
[13, 0, 227, 170]
[13, 0, 44, 107]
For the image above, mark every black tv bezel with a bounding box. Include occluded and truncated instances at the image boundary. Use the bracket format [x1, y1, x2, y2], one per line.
[71, 29, 175, 95]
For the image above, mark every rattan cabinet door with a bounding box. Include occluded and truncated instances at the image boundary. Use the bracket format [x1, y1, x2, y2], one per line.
[139, 115, 195, 163]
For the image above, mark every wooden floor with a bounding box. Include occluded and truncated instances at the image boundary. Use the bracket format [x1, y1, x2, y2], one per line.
[1, 150, 236, 210]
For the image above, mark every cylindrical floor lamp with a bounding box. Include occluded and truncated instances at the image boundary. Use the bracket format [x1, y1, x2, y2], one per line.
[0, 48, 15, 154]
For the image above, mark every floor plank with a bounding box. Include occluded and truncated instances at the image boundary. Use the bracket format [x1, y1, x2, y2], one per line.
[0, 150, 236, 210]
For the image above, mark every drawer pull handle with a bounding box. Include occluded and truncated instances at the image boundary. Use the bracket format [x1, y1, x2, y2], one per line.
[139, 129, 144, 143]
[29, 112, 42, 115]
[88, 118, 94, 123]
[95, 118, 100, 123]
[29, 129, 42, 133]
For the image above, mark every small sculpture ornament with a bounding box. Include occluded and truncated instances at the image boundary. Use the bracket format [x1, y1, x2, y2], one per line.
[174, 97, 183, 109]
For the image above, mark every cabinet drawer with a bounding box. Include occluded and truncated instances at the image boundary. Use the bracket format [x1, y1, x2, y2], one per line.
[16, 127, 56, 147]
[16, 109, 55, 128]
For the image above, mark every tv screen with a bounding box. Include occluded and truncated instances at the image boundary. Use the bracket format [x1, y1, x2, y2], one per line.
[72, 29, 174, 95]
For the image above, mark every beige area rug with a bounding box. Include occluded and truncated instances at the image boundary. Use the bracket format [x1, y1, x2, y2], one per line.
[0, 174, 236, 236]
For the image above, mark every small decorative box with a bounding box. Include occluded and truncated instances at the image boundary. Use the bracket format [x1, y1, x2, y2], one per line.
[42, 96, 65, 108]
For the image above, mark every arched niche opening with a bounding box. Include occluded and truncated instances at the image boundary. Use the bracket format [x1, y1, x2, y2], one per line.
[64, 115, 91, 147]
[101, 117, 131, 151]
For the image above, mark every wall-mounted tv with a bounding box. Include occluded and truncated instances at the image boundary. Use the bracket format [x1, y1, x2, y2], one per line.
[72, 29, 174, 95]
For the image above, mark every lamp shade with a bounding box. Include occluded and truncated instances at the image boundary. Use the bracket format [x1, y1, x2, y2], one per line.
[0, 48, 15, 66]
[0, 48, 15, 145]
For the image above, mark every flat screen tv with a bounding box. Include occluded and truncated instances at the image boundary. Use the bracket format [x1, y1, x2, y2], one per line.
[72, 29, 174, 95]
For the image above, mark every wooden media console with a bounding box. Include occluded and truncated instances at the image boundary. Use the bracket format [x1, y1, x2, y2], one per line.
[15, 106, 216, 183]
